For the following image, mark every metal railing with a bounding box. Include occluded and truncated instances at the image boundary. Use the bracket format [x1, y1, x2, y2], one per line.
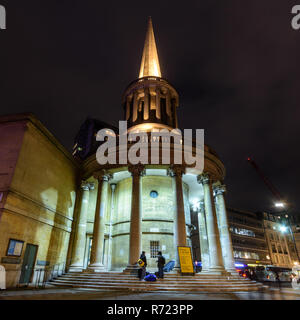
[16, 262, 67, 289]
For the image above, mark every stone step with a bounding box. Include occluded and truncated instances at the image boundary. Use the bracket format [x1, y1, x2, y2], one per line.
[57, 276, 252, 285]
[61, 276, 246, 283]
[53, 280, 254, 287]
[51, 278, 260, 288]
[49, 271, 262, 292]
[67, 272, 240, 280]
[49, 281, 260, 292]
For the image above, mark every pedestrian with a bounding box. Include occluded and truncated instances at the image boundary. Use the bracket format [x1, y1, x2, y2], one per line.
[156, 251, 166, 279]
[275, 272, 281, 289]
[137, 251, 147, 281]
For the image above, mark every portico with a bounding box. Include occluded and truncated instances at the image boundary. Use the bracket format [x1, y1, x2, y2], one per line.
[68, 164, 235, 275]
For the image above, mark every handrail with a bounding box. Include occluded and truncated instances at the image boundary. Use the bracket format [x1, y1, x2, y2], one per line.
[16, 262, 68, 288]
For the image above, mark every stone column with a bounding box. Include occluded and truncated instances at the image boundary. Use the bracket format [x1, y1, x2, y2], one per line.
[124, 164, 145, 273]
[168, 165, 187, 269]
[69, 181, 94, 272]
[144, 87, 150, 120]
[198, 200, 210, 272]
[107, 183, 116, 271]
[213, 184, 236, 274]
[155, 86, 161, 120]
[132, 92, 138, 122]
[125, 97, 131, 121]
[88, 170, 112, 272]
[197, 173, 226, 274]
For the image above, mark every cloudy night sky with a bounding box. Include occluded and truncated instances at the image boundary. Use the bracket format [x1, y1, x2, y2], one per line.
[0, 0, 299, 215]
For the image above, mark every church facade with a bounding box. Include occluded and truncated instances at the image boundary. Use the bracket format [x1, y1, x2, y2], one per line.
[0, 18, 236, 288]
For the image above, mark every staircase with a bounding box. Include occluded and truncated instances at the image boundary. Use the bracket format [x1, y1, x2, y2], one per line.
[48, 271, 263, 292]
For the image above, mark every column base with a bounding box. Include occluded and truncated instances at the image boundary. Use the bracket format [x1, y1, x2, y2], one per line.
[199, 269, 210, 273]
[225, 268, 239, 276]
[68, 265, 84, 273]
[87, 263, 106, 272]
[123, 264, 139, 274]
[207, 266, 229, 275]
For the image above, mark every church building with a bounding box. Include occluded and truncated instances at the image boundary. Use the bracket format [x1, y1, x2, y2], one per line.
[0, 18, 237, 288]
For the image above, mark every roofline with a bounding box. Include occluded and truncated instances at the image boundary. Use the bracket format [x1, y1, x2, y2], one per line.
[0, 113, 81, 169]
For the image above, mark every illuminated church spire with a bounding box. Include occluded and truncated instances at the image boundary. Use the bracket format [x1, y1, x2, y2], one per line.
[123, 18, 179, 131]
[139, 17, 161, 78]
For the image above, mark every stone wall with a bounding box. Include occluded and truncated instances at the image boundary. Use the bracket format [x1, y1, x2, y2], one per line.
[0, 116, 78, 287]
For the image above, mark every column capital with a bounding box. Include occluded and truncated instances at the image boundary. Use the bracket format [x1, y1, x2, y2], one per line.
[93, 170, 113, 182]
[81, 181, 95, 191]
[128, 164, 145, 177]
[167, 165, 185, 177]
[197, 172, 210, 185]
[110, 183, 117, 192]
[199, 199, 205, 209]
[213, 184, 226, 196]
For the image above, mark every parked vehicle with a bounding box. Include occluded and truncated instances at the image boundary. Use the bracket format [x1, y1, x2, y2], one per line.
[247, 265, 293, 282]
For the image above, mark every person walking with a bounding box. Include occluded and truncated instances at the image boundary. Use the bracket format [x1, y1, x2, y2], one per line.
[275, 272, 281, 290]
[138, 251, 147, 281]
[156, 251, 165, 279]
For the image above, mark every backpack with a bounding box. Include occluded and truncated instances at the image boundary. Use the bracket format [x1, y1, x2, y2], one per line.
[144, 273, 157, 281]
[137, 259, 145, 267]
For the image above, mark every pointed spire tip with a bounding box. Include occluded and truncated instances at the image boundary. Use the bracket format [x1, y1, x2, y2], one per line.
[138, 18, 161, 78]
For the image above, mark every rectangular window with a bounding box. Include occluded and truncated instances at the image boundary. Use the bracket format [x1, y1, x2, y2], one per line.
[150, 241, 160, 258]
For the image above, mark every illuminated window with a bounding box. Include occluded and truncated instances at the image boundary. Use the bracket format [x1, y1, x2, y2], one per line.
[150, 241, 160, 258]
[231, 227, 255, 237]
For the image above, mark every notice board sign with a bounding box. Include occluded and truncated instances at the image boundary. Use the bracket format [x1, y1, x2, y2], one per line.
[177, 246, 194, 274]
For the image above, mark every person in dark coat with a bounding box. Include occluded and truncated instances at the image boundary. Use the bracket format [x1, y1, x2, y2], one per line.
[275, 272, 281, 289]
[156, 251, 166, 279]
[138, 251, 147, 280]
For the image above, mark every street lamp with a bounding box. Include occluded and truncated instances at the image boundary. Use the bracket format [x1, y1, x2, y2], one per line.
[275, 202, 285, 208]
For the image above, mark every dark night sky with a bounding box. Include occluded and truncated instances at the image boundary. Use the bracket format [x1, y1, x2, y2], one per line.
[0, 1, 299, 215]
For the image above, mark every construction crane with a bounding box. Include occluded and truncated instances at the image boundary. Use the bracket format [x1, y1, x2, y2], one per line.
[247, 157, 284, 204]
[247, 157, 300, 262]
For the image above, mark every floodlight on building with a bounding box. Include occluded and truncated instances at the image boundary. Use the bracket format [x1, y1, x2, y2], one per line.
[279, 225, 287, 233]
[191, 200, 200, 212]
[294, 261, 299, 266]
